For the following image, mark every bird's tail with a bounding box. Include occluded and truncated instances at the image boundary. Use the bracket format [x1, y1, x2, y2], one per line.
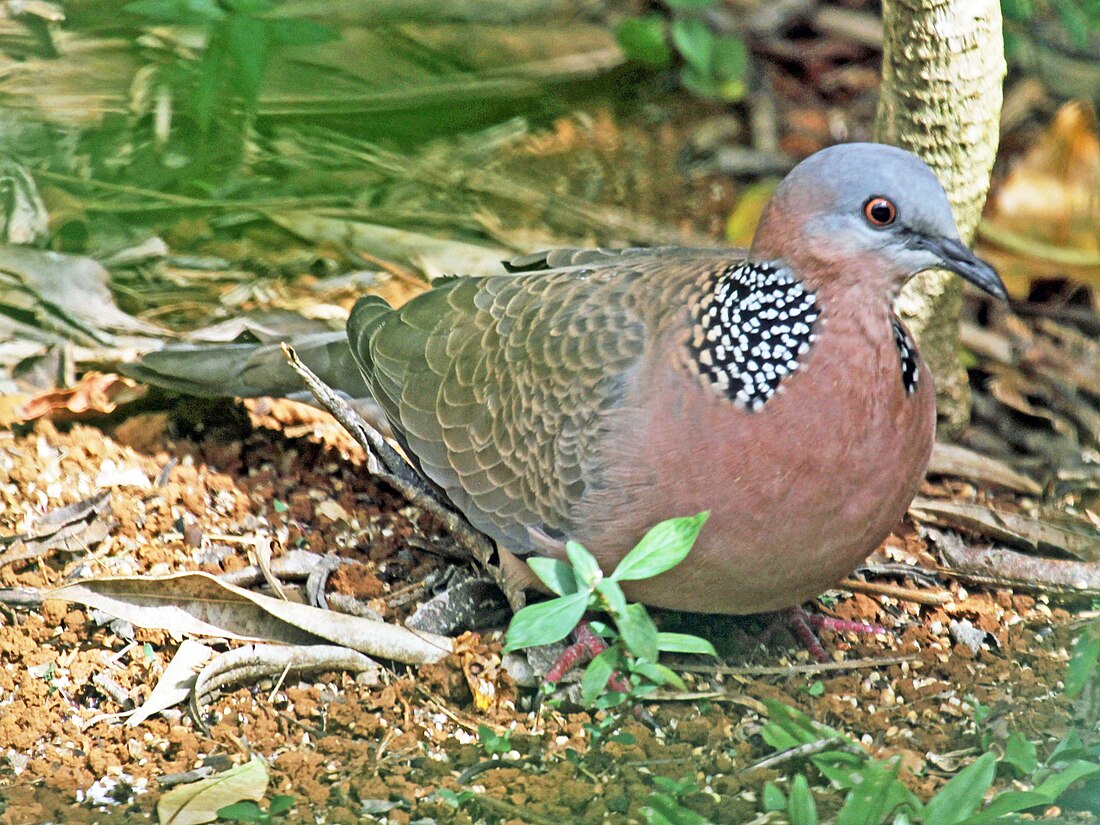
[346, 295, 394, 372]
[122, 323, 369, 401]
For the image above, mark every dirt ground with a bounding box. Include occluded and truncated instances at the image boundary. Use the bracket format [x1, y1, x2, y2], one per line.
[0, 396, 1093, 824]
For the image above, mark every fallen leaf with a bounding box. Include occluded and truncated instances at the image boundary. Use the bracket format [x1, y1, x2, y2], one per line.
[911, 496, 1100, 562]
[157, 757, 268, 825]
[978, 100, 1100, 296]
[128, 639, 215, 727]
[49, 571, 453, 664]
[0, 490, 111, 567]
[15, 372, 145, 421]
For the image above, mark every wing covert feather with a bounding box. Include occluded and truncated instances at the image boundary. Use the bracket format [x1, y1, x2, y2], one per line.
[347, 248, 745, 554]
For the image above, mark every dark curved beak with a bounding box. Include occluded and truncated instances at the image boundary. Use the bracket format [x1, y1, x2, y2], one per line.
[917, 235, 1007, 300]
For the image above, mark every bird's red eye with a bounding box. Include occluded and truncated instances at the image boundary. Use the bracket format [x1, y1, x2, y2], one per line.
[864, 197, 897, 227]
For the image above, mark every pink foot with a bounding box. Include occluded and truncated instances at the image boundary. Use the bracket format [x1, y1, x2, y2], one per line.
[786, 606, 886, 663]
[544, 621, 632, 694]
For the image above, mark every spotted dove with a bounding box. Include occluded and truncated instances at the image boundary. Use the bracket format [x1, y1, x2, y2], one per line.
[345, 143, 1004, 614]
[127, 143, 1003, 616]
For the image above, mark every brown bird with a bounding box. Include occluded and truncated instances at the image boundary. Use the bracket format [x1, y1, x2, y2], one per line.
[346, 143, 1004, 616]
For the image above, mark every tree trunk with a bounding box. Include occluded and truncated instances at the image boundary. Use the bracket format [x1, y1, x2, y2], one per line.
[876, 0, 1005, 437]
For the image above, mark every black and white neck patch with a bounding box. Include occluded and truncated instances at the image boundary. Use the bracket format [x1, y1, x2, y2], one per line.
[689, 261, 819, 411]
[891, 316, 919, 395]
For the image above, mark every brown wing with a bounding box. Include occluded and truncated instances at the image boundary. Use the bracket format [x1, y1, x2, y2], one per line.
[347, 261, 654, 553]
[348, 247, 748, 554]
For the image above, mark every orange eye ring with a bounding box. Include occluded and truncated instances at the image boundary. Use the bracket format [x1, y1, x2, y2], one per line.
[864, 197, 897, 227]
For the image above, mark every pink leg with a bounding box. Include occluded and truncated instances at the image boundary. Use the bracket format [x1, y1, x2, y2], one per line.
[786, 607, 829, 663]
[786, 605, 886, 663]
[544, 621, 632, 694]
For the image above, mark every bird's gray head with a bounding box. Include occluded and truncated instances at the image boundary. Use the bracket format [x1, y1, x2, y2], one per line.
[751, 143, 1005, 300]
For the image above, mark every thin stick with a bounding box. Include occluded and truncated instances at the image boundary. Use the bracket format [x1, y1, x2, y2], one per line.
[675, 654, 918, 677]
[840, 577, 952, 606]
[469, 794, 558, 825]
[740, 737, 860, 774]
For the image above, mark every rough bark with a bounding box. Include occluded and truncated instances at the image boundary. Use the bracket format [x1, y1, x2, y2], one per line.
[876, 0, 1005, 436]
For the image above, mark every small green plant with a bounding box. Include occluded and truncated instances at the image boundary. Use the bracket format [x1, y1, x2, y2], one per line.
[759, 697, 1100, 824]
[966, 695, 995, 752]
[504, 513, 717, 709]
[641, 775, 712, 825]
[616, 1, 749, 101]
[1065, 617, 1100, 698]
[216, 795, 295, 824]
[123, 0, 336, 171]
[435, 789, 474, 810]
[477, 724, 512, 756]
[1002, 0, 1100, 50]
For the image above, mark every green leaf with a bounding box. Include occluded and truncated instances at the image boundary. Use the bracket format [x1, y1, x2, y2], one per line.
[618, 602, 659, 661]
[923, 752, 997, 825]
[711, 35, 748, 100]
[581, 648, 619, 706]
[835, 757, 905, 825]
[503, 592, 588, 652]
[641, 793, 714, 825]
[807, 680, 825, 697]
[762, 782, 786, 812]
[194, 34, 226, 133]
[656, 632, 717, 656]
[266, 18, 338, 47]
[670, 19, 714, 75]
[663, 0, 718, 8]
[216, 800, 265, 823]
[594, 690, 628, 710]
[528, 557, 579, 596]
[634, 660, 686, 690]
[596, 579, 628, 617]
[1031, 759, 1100, 800]
[566, 540, 603, 588]
[1000, 0, 1033, 20]
[760, 699, 844, 750]
[788, 775, 818, 825]
[1047, 728, 1087, 764]
[1065, 620, 1100, 698]
[812, 751, 869, 791]
[956, 790, 1051, 824]
[680, 63, 717, 98]
[1000, 732, 1038, 776]
[267, 795, 295, 815]
[616, 16, 672, 68]
[125, 0, 225, 23]
[225, 15, 271, 110]
[611, 513, 709, 582]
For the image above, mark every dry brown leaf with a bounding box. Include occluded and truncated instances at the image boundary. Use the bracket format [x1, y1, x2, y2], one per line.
[0, 490, 111, 567]
[193, 643, 378, 707]
[15, 371, 145, 421]
[49, 571, 453, 665]
[128, 639, 215, 728]
[978, 100, 1100, 296]
[910, 496, 1100, 562]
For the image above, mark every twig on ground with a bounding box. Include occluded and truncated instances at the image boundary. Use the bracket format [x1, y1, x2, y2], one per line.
[840, 577, 952, 605]
[675, 654, 918, 677]
[468, 794, 559, 825]
[740, 736, 860, 774]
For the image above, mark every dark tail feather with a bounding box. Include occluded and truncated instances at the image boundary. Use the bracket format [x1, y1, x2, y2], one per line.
[123, 330, 368, 400]
[346, 295, 394, 374]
